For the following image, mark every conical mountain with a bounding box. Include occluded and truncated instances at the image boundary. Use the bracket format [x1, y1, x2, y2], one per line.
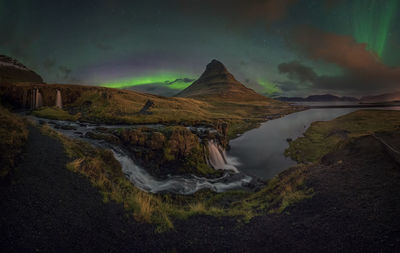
[176, 59, 267, 101]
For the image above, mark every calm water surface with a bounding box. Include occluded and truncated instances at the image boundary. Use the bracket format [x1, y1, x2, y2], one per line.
[228, 107, 400, 180]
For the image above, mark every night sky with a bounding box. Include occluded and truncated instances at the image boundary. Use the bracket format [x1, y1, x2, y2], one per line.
[1, 0, 400, 97]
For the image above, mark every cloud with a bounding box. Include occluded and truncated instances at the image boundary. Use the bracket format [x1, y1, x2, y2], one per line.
[56, 65, 80, 83]
[275, 80, 309, 92]
[278, 61, 317, 83]
[43, 59, 56, 70]
[323, 0, 343, 8]
[179, 0, 298, 26]
[166, 78, 194, 85]
[58, 66, 72, 79]
[95, 41, 113, 51]
[287, 26, 400, 92]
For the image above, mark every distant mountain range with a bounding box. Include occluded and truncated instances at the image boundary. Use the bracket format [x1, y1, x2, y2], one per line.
[276, 94, 359, 102]
[0, 55, 43, 84]
[360, 91, 400, 104]
[176, 59, 270, 102]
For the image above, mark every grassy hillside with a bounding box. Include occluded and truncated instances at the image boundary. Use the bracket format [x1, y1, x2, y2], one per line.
[0, 106, 28, 178]
[1, 82, 297, 139]
[65, 85, 292, 124]
[0, 82, 298, 139]
[285, 110, 400, 163]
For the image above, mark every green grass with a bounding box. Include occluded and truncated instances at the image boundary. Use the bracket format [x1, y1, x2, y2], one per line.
[33, 107, 80, 121]
[40, 123, 313, 231]
[230, 165, 313, 218]
[0, 106, 28, 178]
[19, 83, 296, 137]
[285, 110, 400, 163]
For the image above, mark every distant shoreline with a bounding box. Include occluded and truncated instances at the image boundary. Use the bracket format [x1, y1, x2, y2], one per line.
[299, 103, 400, 109]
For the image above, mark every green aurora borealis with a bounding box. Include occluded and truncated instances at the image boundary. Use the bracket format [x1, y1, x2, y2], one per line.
[352, 0, 398, 58]
[1, 0, 399, 96]
[101, 72, 194, 90]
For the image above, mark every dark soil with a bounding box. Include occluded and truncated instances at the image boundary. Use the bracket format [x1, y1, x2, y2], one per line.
[1, 127, 400, 252]
[0, 127, 157, 253]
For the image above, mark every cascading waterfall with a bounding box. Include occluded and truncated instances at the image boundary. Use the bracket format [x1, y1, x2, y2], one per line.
[31, 117, 251, 194]
[109, 145, 247, 194]
[31, 88, 43, 109]
[36, 89, 43, 108]
[208, 140, 239, 173]
[55, 89, 63, 108]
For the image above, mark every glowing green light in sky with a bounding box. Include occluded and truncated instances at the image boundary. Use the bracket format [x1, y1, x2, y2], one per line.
[101, 72, 194, 90]
[258, 80, 281, 95]
[353, 0, 398, 58]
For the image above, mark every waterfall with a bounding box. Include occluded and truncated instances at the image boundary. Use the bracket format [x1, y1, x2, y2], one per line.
[208, 140, 239, 173]
[36, 89, 43, 108]
[33, 117, 251, 194]
[55, 89, 62, 108]
[31, 88, 42, 109]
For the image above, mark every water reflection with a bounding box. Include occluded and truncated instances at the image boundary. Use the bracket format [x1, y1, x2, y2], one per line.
[228, 107, 400, 180]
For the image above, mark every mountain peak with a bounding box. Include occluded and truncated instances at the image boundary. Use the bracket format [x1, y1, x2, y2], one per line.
[176, 59, 269, 101]
[205, 59, 228, 73]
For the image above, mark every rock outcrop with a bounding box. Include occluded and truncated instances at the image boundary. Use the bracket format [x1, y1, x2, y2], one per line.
[0, 55, 43, 84]
[91, 126, 222, 178]
[138, 99, 155, 115]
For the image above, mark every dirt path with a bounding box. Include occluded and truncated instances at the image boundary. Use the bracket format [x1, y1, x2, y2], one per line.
[0, 126, 157, 253]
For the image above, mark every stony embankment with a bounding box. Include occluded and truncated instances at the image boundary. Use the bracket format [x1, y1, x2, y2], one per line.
[85, 123, 229, 178]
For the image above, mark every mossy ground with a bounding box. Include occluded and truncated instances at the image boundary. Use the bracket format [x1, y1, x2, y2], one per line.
[33, 107, 79, 121]
[0, 106, 28, 178]
[285, 110, 400, 163]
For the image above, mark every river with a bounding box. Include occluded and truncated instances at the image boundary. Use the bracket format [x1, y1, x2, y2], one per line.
[28, 104, 400, 193]
[228, 105, 400, 180]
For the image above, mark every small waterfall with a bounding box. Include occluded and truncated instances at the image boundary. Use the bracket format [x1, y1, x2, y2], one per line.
[34, 117, 251, 194]
[208, 140, 239, 173]
[31, 88, 43, 109]
[55, 89, 62, 108]
[36, 89, 43, 108]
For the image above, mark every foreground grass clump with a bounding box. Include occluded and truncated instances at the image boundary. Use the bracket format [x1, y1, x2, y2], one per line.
[286, 110, 400, 163]
[41, 124, 312, 231]
[0, 106, 28, 178]
[232, 165, 313, 217]
[33, 107, 80, 121]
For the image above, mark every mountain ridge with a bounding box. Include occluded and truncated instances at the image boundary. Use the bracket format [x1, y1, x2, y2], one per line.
[360, 91, 400, 103]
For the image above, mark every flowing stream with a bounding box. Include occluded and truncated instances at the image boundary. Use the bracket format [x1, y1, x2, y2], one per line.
[30, 117, 250, 194]
[29, 104, 400, 194]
